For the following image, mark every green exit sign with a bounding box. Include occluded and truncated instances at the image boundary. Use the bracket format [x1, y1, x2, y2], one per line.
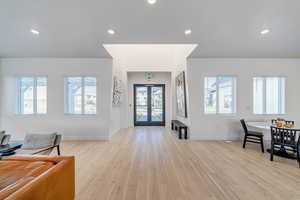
[145, 72, 153, 80]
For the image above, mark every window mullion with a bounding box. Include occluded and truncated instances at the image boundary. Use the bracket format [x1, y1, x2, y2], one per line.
[216, 77, 219, 114]
[232, 78, 235, 113]
[278, 78, 283, 114]
[18, 78, 23, 114]
[263, 78, 267, 114]
[82, 77, 85, 115]
[33, 77, 37, 114]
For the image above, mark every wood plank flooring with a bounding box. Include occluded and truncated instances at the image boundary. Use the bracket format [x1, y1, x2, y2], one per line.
[59, 127, 300, 200]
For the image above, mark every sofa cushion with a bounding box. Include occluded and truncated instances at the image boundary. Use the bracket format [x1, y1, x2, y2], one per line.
[22, 133, 57, 150]
[0, 177, 35, 199]
[0, 160, 54, 191]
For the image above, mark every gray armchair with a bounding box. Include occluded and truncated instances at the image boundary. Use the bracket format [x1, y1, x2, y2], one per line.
[17, 133, 61, 156]
[0, 131, 11, 145]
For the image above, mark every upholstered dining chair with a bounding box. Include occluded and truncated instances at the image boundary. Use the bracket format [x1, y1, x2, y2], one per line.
[240, 119, 264, 153]
[0, 131, 11, 145]
[17, 133, 61, 156]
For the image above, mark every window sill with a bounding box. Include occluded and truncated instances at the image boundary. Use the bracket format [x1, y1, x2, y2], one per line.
[64, 113, 97, 116]
[253, 114, 286, 116]
[204, 113, 237, 116]
[15, 114, 47, 116]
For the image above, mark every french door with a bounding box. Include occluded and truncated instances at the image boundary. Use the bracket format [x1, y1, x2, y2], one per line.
[134, 84, 165, 126]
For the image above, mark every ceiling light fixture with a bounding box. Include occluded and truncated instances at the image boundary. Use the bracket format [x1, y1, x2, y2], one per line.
[107, 29, 115, 35]
[260, 29, 270, 35]
[147, 0, 157, 5]
[30, 29, 39, 35]
[185, 29, 192, 35]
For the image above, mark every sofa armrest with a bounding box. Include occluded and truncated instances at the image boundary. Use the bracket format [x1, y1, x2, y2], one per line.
[3, 156, 75, 200]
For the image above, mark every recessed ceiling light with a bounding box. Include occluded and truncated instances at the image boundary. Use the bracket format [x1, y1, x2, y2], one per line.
[185, 29, 192, 35]
[107, 29, 115, 35]
[260, 29, 270, 35]
[147, 0, 157, 5]
[30, 29, 39, 35]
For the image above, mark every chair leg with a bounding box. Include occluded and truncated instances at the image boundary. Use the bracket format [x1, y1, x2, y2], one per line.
[270, 142, 274, 161]
[242, 135, 247, 148]
[57, 145, 61, 156]
[179, 128, 182, 139]
[298, 150, 300, 168]
[260, 137, 264, 153]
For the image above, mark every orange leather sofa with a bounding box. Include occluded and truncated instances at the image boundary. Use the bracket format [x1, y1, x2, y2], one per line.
[0, 156, 75, 200]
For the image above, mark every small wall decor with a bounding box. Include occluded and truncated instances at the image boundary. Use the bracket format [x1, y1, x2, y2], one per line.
[112, 76, 122, 105]
[176, 71, 188, 118]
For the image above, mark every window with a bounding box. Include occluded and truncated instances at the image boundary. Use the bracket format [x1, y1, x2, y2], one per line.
[204, 77, 236, 114]
[253, 77, 285, 114]
[17, 77, 47, 115]
[64, 77, 97, 115]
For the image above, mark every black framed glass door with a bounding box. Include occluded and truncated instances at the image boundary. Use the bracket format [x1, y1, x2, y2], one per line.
[134, 84, 165, 126]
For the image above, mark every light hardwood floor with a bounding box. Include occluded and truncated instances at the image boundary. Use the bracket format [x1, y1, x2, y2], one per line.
[59, 127, 300, 200]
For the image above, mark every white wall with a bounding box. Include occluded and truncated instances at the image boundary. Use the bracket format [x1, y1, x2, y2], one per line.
[127, 72, 172, 126]
[187, 59, 300, 140]
[0, 58, 113, 141]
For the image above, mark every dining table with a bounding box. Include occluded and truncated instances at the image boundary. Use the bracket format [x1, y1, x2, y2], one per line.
[247, 121, 299, 159]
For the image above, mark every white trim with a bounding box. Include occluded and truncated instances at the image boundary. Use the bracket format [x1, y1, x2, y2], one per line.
[253, 76, 286, 115]
[204, 76, 237, 115]
[16, 76, 48, 115]
[64, 76, 98, 115]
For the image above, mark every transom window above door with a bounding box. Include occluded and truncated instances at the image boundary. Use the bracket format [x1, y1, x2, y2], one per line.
[204, 77, 237, 114]
[253, 77, 285, 115]
[64, 77, 97, 115]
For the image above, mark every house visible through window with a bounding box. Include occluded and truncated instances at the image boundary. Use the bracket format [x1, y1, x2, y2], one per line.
[17, 77, 47, 115]
[253, 77, 285, 114]
[64, 77, 97, 115]
[204, 77, 236, 114]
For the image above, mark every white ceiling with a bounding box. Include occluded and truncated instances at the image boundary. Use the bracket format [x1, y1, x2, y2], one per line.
[1, 0, 300, 58]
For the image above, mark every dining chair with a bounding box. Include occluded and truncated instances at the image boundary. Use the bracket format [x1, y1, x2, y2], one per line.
[17, 133, 61, 156]
[270, 126, 299, 162]
[240, 119, 264, 153]
[297, 135, 300, 168]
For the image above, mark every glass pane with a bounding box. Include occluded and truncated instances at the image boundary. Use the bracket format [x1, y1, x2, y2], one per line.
[20, 77, 34, 114]
[218, 77, 234, 114]
[266, 77, 285, 114]
[151, 86, 163, 121]
[253, 77, 264, 114]
[204, 77, 217, 114]
[36, 77, 47, 114]
[66, 77, 82, 114]
[84, 77, 97, 114]
[280, 78, 285, 114]
[136, 86, 148, 121]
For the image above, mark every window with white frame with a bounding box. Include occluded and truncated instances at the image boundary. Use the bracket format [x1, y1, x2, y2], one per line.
[253, 77, 285, 114]
[17, 77, 47, 115]
[204, 77, 236, 114]
[64, 77, 97, 115]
